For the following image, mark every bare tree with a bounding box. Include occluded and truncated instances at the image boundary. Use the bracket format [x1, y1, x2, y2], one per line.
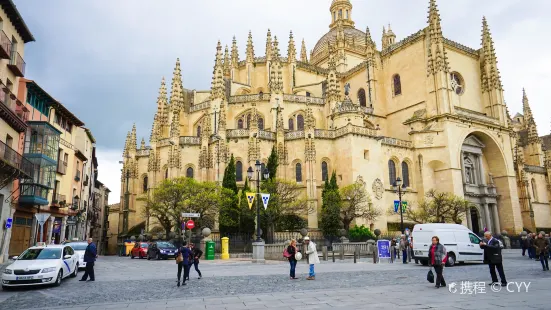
[340, 183, 381, 230]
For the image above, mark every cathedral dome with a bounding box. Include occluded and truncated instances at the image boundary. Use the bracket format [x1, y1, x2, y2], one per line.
[311, 27, 367, 62]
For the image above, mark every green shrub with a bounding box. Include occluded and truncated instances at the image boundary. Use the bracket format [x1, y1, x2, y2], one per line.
[348, 225, 375, 242]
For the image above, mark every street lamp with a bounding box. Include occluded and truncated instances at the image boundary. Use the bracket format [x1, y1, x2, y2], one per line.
[248, 160, 270, 242]
[393, 177, 407, 234]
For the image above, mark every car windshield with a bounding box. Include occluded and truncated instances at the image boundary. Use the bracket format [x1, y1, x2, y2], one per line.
[69, 243, 88, 251]
[141, 243, 149, 248]
[19, 248, 62, 260]
[157, 242, 175, 248]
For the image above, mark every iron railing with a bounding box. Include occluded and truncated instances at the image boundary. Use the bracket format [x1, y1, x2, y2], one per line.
[8, 50, 25, 76]
[74, 169, 81, 181]
[0, 139, 33, 178]
[0, 30, 11, 59]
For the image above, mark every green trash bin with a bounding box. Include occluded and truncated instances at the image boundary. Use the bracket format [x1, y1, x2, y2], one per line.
[205, 240, 215, 260]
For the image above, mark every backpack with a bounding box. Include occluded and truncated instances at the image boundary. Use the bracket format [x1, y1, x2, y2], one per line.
[283, 248, 292, 258]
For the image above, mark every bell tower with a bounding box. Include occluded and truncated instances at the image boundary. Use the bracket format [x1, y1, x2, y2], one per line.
[330, 0, 354, 29]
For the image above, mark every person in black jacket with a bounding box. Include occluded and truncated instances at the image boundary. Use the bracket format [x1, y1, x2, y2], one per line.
[287, 239, 299, 279]
[176, 242, 192, 287]
[79, 238, 97, 282]
[480, 231, 507, 286]
[190, 243, 203, 279]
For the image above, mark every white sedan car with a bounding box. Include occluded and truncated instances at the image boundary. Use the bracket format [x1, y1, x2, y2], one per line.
[2, 244, 79, 289]
[67, 242, 89, 269]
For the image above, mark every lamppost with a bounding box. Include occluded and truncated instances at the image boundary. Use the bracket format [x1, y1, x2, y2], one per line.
[393, 177, 406, 234]
[247, 160, 269, 242]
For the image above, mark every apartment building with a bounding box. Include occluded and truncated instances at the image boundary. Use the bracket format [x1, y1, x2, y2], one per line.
[0, 0, 34, 262]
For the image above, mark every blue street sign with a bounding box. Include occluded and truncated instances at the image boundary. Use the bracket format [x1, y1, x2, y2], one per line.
[394, 200, 400, 213]
[377, 240, 391, 258]
[5, 218, 12, 229]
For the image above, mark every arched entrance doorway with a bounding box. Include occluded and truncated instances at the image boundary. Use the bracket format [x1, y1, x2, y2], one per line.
[470, 207, 481, 235]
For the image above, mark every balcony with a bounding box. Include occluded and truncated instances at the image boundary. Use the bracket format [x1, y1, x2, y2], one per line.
[0, 31, 11, 59]
[0, 86, 28, 132]
[83, 175, 89, 186]
[57, 161, 67, 175]
[19, 183, 50, 206]
[0, 138, 33, 180]
[51, 193, 66, 207]
[8, 50, 25, 77]
[74, 169, 81, 182]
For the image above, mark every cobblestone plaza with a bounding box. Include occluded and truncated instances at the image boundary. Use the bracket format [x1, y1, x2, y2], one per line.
[0, 250, 549, 310]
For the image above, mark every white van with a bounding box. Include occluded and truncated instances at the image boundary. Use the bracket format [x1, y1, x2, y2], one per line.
[412, 223, 484, 267]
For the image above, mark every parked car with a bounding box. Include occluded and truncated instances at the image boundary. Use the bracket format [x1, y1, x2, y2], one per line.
[147, 241, 178, 260]
[412, 223, 483, 267]
[130, 242, 149, 259]
[2, 245, 79, 289]
[67, 242, 89, 269]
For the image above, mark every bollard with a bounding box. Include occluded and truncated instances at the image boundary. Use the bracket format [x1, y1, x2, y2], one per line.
[340, 246, 345, 260]
[356, 247, 360, 263]
[322, 246, 328, 261]
[332, 250, 335, 262]
[408, 247, 412, 263]
[353, 247, 357, 263]
[221, 237, 229, 260]
[372, 245, 377, 264]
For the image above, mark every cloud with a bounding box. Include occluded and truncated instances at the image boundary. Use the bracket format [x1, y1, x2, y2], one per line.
[96, 148, 122, 204]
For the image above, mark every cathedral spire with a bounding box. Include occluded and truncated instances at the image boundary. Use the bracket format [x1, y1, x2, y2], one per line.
[140, 137, 146, 150]
[300, 39, 308, 63]
[269, 36, 283, 94]
[150, 115, 159, 143]
[246, 31, 255, 63]
[480, 17, 503, 91]
[326, 44, 341, 103]
[211, 41, 226, 100]
[156, 77, 169, 126]
[523, 89, 539, 143]
[123, 131, 130, 157]
[428, 0, 443, 43]
[265, 29, 272, 61]
[287, 31, 296, 63]
[426, 0, 449, 75]
[365, 26, 374, 46]
[223, 45, 231, 78]
[170, 111, 180, 139]
[130, 123, 137, 151]
[218, 102, 227, 132]
[231, 36, 239, 68]
[170, 58, 184, 112]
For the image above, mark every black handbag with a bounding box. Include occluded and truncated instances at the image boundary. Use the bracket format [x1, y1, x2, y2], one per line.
[427, 268, 435, 283]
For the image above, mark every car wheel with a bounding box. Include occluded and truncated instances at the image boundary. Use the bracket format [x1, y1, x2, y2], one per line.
[54, 270, 63, 286]
[1, 285, 10, 291]
[71, 264, 78, 278]
[421, 260, 429, 266]
[446, 253, 456, 267]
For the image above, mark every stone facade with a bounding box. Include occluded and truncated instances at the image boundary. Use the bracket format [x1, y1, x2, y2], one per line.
[120, 0, 550, 235]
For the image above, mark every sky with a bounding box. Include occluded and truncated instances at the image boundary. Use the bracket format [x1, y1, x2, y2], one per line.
[14, 0, 551, 204]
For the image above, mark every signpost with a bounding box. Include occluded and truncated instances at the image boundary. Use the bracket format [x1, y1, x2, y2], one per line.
[181, 213, 200, 218]
[34, 213, 51, 244]
[377, 240, 391, 263]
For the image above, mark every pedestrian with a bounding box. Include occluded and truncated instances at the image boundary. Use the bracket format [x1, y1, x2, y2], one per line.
[185, 243, 193, 281]
[176, 241, 192, 287]
[190, 243, 203, 279]
[480, 231, 507, 286]
[534, 232, 549, 271]
[287, 239, 299, 279]
[399, 235, 409, 264]
[79, 238, 97, 282]
[521, 234, 528, 256]
[428, 236, 447, 288]
[391, 238, 397, 261]
[304, 237, 319, 280]
[528, 233, 536, 259]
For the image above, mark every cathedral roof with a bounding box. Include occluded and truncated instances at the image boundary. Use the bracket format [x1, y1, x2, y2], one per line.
[312, 27, 367, 60]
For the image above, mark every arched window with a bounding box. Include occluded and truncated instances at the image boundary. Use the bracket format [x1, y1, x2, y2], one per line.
[196, 126, 201, 137]
[346, 10, 349, 19]
[246, 114, 251, 129]
[321, 161, 328, 182]
[288, 118, 294, 130]
[295, 163, 302, 182]
[338, 9, 342, 19]
[238, 119, 244, 129]
[258, 118, 264, 130]
[186, 167, 194, 178]
[393, 74, 402, 96]
[165, 169, 169, 179]
[236, 161, 243, 182]
[401, 162, 410, 188]
[358, 88, 367, 107]
[450, 72, 465, 95]
[388, 160, 396, 186]
[333, 11, 336, 22]
[297, 115, 304, 131]
[532, 179, 538, 201]
[261, 163, 266, 180]
[142, 176, 148, 193]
